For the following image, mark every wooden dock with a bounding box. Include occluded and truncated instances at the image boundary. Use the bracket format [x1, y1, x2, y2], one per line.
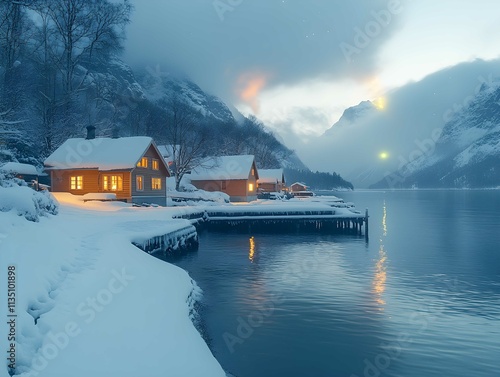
[205, 208, 368, 236]
[133, 205, 369, 256]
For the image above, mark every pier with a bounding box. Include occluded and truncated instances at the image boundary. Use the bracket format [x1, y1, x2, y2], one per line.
[133, 203, 369, 256]
[205, 207, 368, 236]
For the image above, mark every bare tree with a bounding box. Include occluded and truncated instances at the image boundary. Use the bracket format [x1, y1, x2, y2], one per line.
[41, 0, 132, 94]
[240, 116, 291, 168]
[27, 0, 132, 152]
[0, 0, 36, 109]
[160, 97, 214, 191]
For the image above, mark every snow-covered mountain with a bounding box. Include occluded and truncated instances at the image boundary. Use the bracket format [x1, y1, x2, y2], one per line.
[323, 100, 377, 136]
[303, 59, 500, 188]
[2, 54, 312, 174]
[136, 66, 235, 123]
[371, 79, 500, 188]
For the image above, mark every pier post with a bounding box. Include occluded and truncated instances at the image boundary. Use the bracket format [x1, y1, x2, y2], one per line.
[365, 209, 369, 241]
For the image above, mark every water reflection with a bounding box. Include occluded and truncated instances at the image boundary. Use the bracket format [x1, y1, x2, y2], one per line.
[249, 236, 255, 262]
[373, 201, 388, 308]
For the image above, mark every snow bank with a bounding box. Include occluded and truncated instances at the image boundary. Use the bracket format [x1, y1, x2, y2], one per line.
[167, 176, 230, 204]
[81, 193, 117, 201]
[0, 189, 225, 377]
[0, 175, 58, 221]
[0, 162, 39, 176]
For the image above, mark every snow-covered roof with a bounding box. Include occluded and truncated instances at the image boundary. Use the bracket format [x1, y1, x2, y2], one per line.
[44, 137, 154, 171]
[258, 169, 284, 184]
[190, 155, 257, 181]
[0, 162, 39, 176]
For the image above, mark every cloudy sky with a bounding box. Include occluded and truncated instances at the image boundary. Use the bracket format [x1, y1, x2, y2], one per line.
[124, 0, 500, 162]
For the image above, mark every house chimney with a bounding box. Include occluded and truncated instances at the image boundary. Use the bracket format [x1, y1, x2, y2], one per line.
[86, 125, 96, 140]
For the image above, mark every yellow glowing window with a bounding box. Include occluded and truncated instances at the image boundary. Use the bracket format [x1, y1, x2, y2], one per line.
[152, 177, 162, 190]
[248, 183, 254, 192]
[111, 176, 122, 191]
[137, 157, 148, 168]
[152, 159, 159, 170]
[103, 175, 123, 191]
[70, 176, 83, 190]
[136, 175, 144, 191]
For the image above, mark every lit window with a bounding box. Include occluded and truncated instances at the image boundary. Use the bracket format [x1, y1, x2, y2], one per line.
[136, 157, 148, 168]
[152, 177, 162, 190]
[136, 175, 144, 191]
[111, 176, 122, 191]
[103, 175, 123, 191]
[251, 168, 255, 176]
[152, 159, 159, 170]
[70, 176, 83, 190]
[248, 183, 254, 192]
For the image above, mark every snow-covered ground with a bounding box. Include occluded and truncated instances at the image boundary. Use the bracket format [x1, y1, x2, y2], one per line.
[0, 189, 225, 377]
[1, 176, 361, 377]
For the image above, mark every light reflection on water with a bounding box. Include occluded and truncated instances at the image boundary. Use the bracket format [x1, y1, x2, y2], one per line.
[373, 200, 388, 308]
[161, 190, 500, 377]
[248, 236, 255, 262]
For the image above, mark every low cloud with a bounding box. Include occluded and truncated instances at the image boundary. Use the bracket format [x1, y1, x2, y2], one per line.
[297, 59, 500, 187]
[124, 0, 405, 102]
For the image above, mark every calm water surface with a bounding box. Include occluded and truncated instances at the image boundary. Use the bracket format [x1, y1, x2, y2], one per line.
[162, 190, 500, 377]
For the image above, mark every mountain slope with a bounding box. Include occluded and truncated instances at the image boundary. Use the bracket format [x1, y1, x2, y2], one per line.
[323, 100, 376, 136]
[370, 79, 500, 188]
[302, 59, 500, 188]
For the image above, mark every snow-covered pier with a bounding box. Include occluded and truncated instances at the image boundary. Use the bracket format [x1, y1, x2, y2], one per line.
[205, 202, 368, 236]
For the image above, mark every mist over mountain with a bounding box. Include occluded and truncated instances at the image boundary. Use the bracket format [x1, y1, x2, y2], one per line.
[301, 59, 500, 188]
[371, 78, 500, 189]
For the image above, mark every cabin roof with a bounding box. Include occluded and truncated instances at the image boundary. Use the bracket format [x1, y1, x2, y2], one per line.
[0, 162, 39, 176]
[190, 155, 257, 181]
[44, 137, 155, 171]
[258, 169, 284, 183]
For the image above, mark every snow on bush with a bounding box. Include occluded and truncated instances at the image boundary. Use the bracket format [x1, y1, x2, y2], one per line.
[0, 173, 58, 221]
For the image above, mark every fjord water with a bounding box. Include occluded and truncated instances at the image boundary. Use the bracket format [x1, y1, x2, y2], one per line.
[162, 190, 500, 377]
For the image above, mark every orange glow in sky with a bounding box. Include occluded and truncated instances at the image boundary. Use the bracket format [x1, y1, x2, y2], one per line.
[237, 73, 268, 113]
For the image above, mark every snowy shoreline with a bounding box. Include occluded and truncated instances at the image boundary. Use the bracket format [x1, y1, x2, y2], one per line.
[0, 192, 226, 377]
[1, 185, 365, 377]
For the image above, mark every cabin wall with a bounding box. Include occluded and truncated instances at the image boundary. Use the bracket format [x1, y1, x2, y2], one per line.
[258, 182, 284, 192]
[50, 170, 132, 200]
[131, 144, 168, 205]
[50, 170, 100, 195]
[291, 183, 307, 192]
[191, 179, 256, 202]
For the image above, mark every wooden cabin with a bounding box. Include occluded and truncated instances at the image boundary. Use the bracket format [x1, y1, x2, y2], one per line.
[44, 126, 170, 206]
[258, 169, 286, 193]
[290, 182, 308, 192]
[189, 155, 259, 202]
